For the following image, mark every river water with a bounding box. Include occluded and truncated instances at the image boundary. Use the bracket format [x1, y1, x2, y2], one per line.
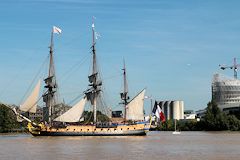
[0, 131, 240, 160]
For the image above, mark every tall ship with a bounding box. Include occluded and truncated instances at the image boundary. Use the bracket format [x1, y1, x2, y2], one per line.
[11, 22, 150, 136]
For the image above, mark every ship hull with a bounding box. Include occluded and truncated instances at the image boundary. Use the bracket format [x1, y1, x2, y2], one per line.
[31, 129, 146, 136]
[28, 123, 149, 136]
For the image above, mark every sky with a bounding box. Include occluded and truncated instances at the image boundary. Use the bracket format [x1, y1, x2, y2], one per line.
[0, 0, 240, 113]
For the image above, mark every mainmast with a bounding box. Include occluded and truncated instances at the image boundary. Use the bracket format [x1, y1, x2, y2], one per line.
[85, 19, 102, 124]
[43, 27, 60, 125]
[120, 60, 130, 122]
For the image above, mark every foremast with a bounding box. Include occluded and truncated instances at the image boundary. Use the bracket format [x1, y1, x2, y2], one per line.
[85, 19, 102, 124]
[120, 60, 130, 122]
[42, 28, 59, 126]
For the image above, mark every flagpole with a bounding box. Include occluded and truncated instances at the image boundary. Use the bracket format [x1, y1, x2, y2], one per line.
[92, 16, 95, 46]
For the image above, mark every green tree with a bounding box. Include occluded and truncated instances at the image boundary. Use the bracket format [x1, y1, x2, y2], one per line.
[0, 104, 20, 132]
[157, 119, 174, 131]
[227, 115, 240, 131]
[203, 101, 240, 131]
[81, 111, 110, 124]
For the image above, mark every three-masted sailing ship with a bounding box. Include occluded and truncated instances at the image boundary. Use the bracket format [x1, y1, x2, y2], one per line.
[12, 22, 151, 136]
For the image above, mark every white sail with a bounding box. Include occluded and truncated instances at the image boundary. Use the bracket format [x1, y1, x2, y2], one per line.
[20, 80, 41, 113]
[54, 97, 87, 122]
[126, 89, 145, 121]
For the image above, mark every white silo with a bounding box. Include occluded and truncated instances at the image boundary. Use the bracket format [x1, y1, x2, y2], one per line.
[179, 100, 184, 119]
[157, 100, 184, 120]
[173, 101, 180, 120]
[166, 101, 171, 120]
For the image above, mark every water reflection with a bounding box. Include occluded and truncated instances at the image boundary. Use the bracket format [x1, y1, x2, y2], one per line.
[0, 131, 240, 160]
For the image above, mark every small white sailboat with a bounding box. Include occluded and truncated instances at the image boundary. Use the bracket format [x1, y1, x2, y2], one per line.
[172, 119, 181, 135]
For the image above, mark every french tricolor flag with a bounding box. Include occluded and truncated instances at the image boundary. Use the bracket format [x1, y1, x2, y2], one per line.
[152, 102, 165, 122]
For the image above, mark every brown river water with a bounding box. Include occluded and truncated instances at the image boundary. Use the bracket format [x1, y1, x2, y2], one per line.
[0, 131, 240, 160]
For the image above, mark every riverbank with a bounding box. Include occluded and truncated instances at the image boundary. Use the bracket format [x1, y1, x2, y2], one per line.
[1, 101, 240, 133]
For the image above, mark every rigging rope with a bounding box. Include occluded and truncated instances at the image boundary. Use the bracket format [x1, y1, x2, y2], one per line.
[58, 53, 90, 83]
[18, 56, 48, 105]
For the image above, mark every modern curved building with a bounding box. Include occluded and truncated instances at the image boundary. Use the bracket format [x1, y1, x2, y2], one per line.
[212, 74, 240, 111]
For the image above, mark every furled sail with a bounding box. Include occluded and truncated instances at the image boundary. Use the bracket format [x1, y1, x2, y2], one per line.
[126, 89, 145, 121]
[54, 97, 87, 122]
[20, 80, 41, 113]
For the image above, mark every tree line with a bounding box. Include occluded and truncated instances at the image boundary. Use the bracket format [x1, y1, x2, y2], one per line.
[1, 101, 240, 132]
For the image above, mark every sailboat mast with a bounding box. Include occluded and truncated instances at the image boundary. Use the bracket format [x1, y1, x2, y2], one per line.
[85, 19, 102, 124]
[92, 19, 97, 124]
[49, 32, 54, 77]
[43, 29, 58, 126]
[120, 60, 129, 122]
[92, 19, 97, 75]
[49, 32, 54, 125]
